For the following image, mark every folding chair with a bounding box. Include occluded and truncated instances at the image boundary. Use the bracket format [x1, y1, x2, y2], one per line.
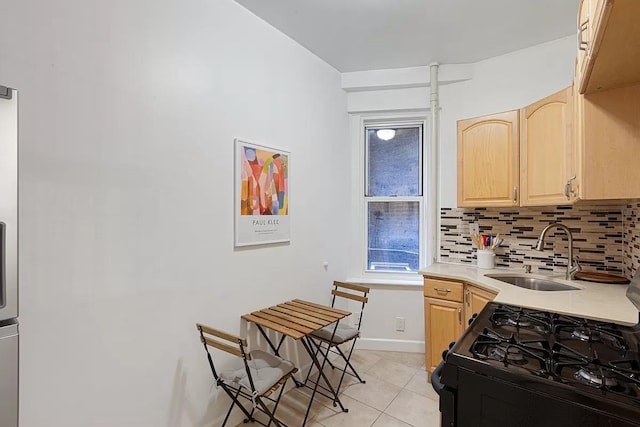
[196, 323, 298, 427]
[305, 281, 370, 400]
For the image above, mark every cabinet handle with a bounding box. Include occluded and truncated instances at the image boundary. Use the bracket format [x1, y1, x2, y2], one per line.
[458, 308, 462, 324]
[578, 20, 589, 52]
[512, 186, 517, 202]
[564, 175, 577, 200]
[464, 289, 469, 305]
[434, 287, 451, 294]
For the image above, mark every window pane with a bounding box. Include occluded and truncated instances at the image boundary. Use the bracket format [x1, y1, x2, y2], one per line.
[367, 201, 419, 272]
[367, 126, 421, 197]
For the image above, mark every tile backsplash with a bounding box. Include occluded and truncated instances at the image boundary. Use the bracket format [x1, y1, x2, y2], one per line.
[440, 205, 626, 276]
[623, 202, 640, 278]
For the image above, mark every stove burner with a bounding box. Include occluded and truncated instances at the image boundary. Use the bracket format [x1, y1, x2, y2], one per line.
[506, 318, 532, 328]
[575, 367, 619, 387]
[571, 328, 595, 341]
[553, 316, 629, 352]
[491, 346, 528, 365]
[552, 342, 640, 401]
[470, 328, 550, 374]
[490, 305, 552, 334]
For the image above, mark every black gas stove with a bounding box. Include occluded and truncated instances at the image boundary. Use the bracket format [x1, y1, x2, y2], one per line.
[432, 300, 640, 427]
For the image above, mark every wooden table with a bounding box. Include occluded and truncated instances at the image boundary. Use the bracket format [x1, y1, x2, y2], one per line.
[242, 299, 351, 426]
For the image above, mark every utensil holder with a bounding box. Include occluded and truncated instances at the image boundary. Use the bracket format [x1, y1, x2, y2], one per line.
[477, 250, 496, 269]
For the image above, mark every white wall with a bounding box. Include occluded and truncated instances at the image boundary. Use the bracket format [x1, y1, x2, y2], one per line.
[0, 2, 580, 422]
[0, 1, 349, 426]
[343, 35, 576, 352]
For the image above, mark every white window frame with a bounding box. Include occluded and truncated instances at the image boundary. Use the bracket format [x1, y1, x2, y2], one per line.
[364, 122, 424, 274]
[348, 112, 433, 283]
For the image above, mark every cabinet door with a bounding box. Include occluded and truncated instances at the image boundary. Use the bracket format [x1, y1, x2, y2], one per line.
[580, 83, 640, 200]
[520, 87, 574, 206]
[576, 0, 591, 83]
[579, 0, 640, 94]
[572, 77, 584, 201]
[588, 0, 603, 33]
[464, 285, 497, 325]
[457, 110, 520, 207]
[424, 297, 464, 375]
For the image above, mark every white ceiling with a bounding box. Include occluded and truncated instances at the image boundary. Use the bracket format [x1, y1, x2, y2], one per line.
[234, 0, 580, 72]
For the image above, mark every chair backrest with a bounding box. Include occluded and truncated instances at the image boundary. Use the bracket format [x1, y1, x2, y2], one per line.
[196, 323, 251, 381]
[330, 281, 370, 329]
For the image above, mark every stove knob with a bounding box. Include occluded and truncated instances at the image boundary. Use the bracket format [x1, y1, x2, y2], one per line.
[442, 341, 456, 360]
[468, 313, 478, 326]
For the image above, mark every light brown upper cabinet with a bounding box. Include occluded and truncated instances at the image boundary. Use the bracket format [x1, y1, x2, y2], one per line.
[576, 0, 604, 87]
[573, 83, 640, 200]
[578, 0, 640, 94]
[520, 87, 574, 206]
[457, 111, 519, 207]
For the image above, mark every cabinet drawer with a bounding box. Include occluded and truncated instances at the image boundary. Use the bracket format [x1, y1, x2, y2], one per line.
[423, 278, 464, 302]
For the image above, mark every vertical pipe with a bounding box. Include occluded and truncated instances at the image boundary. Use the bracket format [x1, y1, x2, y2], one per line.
[429, 63, 440, 265]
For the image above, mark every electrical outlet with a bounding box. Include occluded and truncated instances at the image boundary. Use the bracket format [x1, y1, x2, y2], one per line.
[469, 223, 479, 235]
[395, 317, 405, 332]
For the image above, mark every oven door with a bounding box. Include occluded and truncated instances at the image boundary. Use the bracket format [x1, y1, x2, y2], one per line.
[455, 367, 640, 427]
[429, 307, 489, 427]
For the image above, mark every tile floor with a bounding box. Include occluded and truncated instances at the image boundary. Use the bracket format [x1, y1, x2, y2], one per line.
[237, 349, 441, 427]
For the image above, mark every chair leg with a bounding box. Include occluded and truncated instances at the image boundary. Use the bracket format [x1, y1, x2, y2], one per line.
[220, 386, 253, 427]
[221, 397, 235, 427]
[337, 342, 365, 384]
[308, 338, 339, 373]
[328, 341, 364, 406]
[263, 381, 288, 427]
[255, 395, 286, 427]
[303, 338, 326, 385]
[322, 347, 338, 370]
[300, 336, 348, 417]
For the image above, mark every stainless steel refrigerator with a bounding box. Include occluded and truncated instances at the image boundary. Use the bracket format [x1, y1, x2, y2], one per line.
[0, 85, 18, 427]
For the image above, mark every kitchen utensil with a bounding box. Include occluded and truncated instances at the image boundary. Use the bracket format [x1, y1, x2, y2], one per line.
[490, 234, 501, 250]
[471, 233, 484, 250]
[574, 271, 630, 284]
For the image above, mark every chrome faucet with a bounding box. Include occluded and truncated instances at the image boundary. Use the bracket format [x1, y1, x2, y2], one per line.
[534, 223, 580, 280]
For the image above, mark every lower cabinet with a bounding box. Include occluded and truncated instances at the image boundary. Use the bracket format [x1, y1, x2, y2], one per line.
[424, 296, 464, 375]
[423, 277, 465, 375]
[464, 284, 498, 325]
[423, 276, 498, 377]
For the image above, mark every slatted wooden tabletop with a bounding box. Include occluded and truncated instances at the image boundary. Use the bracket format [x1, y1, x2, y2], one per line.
[242, 299, 351, 340]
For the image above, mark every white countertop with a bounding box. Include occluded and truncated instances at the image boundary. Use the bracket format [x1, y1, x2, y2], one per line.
[419, 263, 640, 326]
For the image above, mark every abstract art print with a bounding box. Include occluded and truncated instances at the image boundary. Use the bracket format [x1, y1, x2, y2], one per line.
[234, 139, 290, 247]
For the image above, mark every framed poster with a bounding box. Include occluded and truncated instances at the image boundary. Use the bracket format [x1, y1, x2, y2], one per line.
[234, 139, 290, 247]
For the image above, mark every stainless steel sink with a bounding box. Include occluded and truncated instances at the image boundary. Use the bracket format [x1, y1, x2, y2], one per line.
[485, 274, 579, 291]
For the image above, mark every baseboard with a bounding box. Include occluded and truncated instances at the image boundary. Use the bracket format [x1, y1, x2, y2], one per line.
[355, 338, 425, 353]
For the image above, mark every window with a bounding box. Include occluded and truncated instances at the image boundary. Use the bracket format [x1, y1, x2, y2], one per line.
[365, 123, 424, 273]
